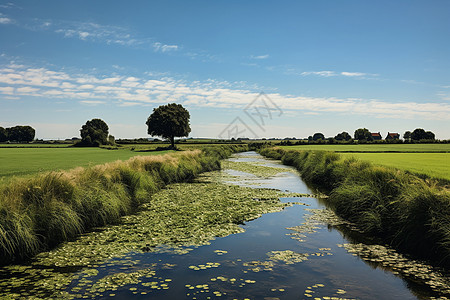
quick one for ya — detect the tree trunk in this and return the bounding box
[170,136,175,149]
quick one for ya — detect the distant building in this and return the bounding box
[371,132,382,140]
[386,132,400,140]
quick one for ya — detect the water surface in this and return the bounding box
[1,151,448,299]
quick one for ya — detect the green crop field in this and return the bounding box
[341,153,450,181]
[280,144,450,153]
[0,147,172,181]
[280,144,450,180]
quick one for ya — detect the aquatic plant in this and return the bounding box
[259,147,450,268]
[0,167,292,299]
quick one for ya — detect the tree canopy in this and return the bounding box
[146,103,191,148]
[335,131,351,141]
[411,128,435,141]
[77,118,109,147]
[0,126,35,142]
[354,128,372,141]
[312,132,325,141]
[0,127,6,142]
[403,131,412,140]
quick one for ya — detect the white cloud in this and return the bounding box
[16,86,39,93]
[0,3,21,9]
[79,84,95,89]
[341,72,366,77]
[0,86,14,94]
[1,62,449,121]
[79,100,105,105]
[250,54,269,60]
[153,42,179,52]
[301,71,336,77]
[78,31,90,40]
[438,92,450,101]
[301,70,378,79]
[0,17,12,24]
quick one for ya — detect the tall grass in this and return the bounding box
[0,145,248,265]
[259,147,450,267]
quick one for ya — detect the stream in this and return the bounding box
[0,151,449,299]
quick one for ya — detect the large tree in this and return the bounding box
[354,128,372,141]
[79,118,109,146]
[411,128,435,141]
[4,126,35,142]
[146,103,191,148]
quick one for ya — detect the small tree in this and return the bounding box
[335,131,351,141]
[78,118,109,146]
[403,131,411,141]
[354,128,372,141]
[146,103,191,149]
[312,132,325,141]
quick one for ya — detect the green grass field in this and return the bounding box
[280,144,450,152]
[341,153,450,181]
[280,144,450,181]
[0,147,172,180]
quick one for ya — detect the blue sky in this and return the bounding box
[0,0,449,139]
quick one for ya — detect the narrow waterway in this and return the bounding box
[0,151,448,299]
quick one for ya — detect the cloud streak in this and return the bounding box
[0,63,449,121]
[250,54,269,60]
[0,16,181,54]
[300,70,377,78]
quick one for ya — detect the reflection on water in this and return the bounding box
[0,151,448,299]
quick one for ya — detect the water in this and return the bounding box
[0,151,447,299]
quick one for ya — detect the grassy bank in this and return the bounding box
[0,144,248,265]
[259,147,450,267]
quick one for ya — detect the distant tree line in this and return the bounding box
[281,128,439,146]
[0,125,35,142]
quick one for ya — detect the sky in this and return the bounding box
[0,0,449,140]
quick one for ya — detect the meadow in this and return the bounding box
[341,153,450,181]
[281,144,450,181]
[0,147,172,180]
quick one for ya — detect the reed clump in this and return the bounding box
[259,147,450,267]
[0,145,248,265]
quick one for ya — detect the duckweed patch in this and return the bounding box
[221,160,292,178]
[286,208,353,243]
[338,243,450,296]
[242,260,275,273]
[267,250,309,264]
[188,262,221,271]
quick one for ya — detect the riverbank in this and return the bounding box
[4,151,446,299]
[0,144,248,265]
[259,147,450,268]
